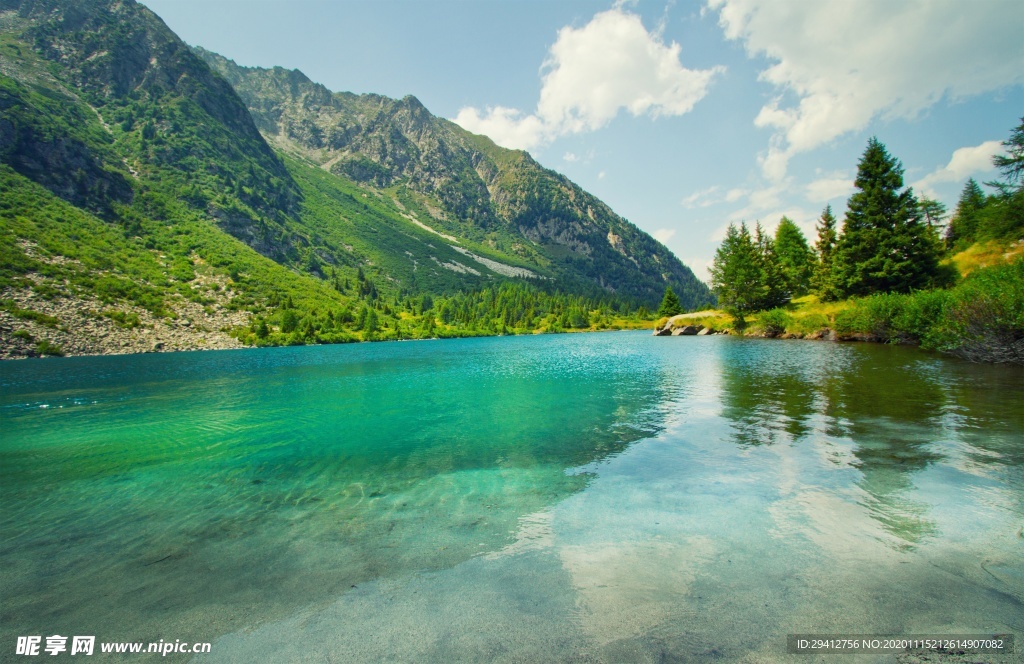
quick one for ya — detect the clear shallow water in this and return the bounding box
[1,332,1021,662]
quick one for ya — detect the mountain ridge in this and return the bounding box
[1,0,712,358]
[196,47,711,305]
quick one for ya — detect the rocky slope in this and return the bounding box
[198,49,712,307]
[1,0,712,360]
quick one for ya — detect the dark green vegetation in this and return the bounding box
[710,125,1024,364]
[709,221,791,317]
[0,0,711,357]
[656,287,683,318]
[832,261,1024,363]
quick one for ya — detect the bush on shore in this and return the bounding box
[805,260,1022,363]
[739,259,1023,364]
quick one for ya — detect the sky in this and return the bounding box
[141,0,1024,281]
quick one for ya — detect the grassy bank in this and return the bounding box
[665,251,1023,365]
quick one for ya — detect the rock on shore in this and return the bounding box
[653,313,724,337]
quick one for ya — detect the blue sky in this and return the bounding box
[142,0,1024,280]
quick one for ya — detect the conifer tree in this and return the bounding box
[833,137,942,296]
[364,308,379,334]
[754,222,790,309]
[944,178,987,248]
[975,119,1024,241]
[990,116,1024,191]
[657,286,683,317]
[710,222,763,314]
[919,197,948,229]
[812,205,841,301]
[774,216,814,297]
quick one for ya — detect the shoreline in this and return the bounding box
[0,318,651,361]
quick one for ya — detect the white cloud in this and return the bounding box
[653,228,676,245]
[805,176,854,204]
[681,185,751,208]
[598,171,607,180]
[453,106,545,152]
[728,182,786,221]
[724,188,747,203]
[563,152,579,162]
[912,140,1002,197]
[707,0,1024,179]
[682,185,721,208]
[454,9,724,150]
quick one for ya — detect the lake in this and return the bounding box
[1,332,1021,662]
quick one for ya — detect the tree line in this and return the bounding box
[707,119,1023,320]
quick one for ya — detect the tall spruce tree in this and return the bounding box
[812,205,841,300]
[919,197,948,229]
[754,222,790,309]
[990,116,1024,191]
[833,137,942,296]
[976,118,1024,241]
[710,221,789,314]
[774,216,814,297]
[657,286,683,317]
[944,178,987,248]
[710,222,762,315]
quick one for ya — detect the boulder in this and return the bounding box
[697,327,714,335]
[807,328,836,341]
[671,325,700,336]
[653,326,672,336]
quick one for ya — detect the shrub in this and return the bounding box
[833,293,916,342]
[789,312,830,336]
[103,309,142,329]
[757,308,790,337]
[893,289,949,342]
[925,260,1024,364]
[35,339,64,356]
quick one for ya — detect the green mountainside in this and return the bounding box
[197,48,709,305]
[0,0,711,358]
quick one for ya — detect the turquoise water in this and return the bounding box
[1,332,1021,662]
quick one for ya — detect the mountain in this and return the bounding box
[0,0,712,358]
[196,47,710,305]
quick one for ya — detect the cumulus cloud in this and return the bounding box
[453,106,545,152]
[454,9,724,150]
[805,176,854,204]
[912,140,1002,197]
[707,0,1024,180]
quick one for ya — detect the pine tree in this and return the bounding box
[364,308,379,334]
[774,216,814,297]
[976,119,1024,241]
[919,197,948,229]
[812,205,841,301]
[657,286,683,317]
[833,137,942,296]
[710,222,763,315]
[754,222,790,309]
[990,116,1024,192]
[944,178,987,248]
